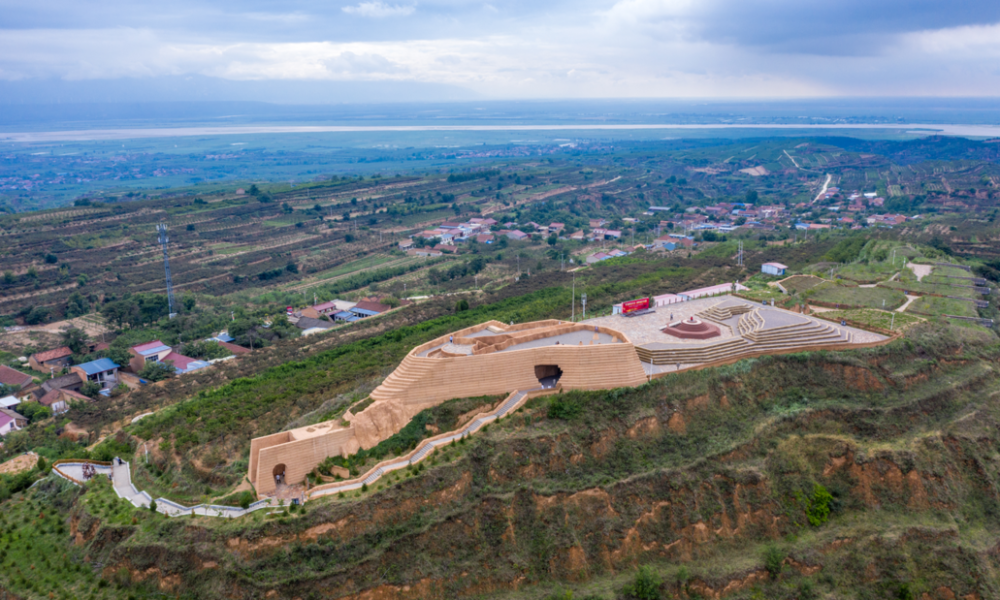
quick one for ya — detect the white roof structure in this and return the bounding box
[0,395,20,409]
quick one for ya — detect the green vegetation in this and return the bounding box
[806,281,906,309]
[820,308,923,331]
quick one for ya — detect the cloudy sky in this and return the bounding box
[3,0,1000,100]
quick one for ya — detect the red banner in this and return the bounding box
[622,298,650,314]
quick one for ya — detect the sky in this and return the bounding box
[3,0,1000,101]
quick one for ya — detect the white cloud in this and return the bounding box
[341,2,416,18]
[3,5,1000,98]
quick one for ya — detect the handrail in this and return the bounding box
[308,386,559,499]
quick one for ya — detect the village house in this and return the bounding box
[350,300,391,319]
[761,262,788,276]
[128,340,173,373]
[653,235,695,251]
[38,388,88,414]
[295,317,335,334]
[0,408,27,436]
[0,365,33,392]
[34,372,84,401]
[71,358,120,388]
[28,347,73,373]
[312,299,356,316]
[407,247,443,257]
[591,228,622,240]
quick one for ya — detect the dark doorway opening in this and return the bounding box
[535,365,563,388]
[273,463,286,486]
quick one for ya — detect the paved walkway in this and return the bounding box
[50,389,538,515]
[310,390,531,498]
[53,460,277,518]
[897,294,919,312]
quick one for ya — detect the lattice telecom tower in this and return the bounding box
[157,224,177,318]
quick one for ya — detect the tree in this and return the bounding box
[186,224,195,231]
[19,402,52,423]
[44,253,58,264]
[286,261,299,274]
[455,299,469,313]
[0,384,20,397]
[102,346,132,368]
[149,499,157,513]
[184,340,231,360]
[24,306,51,325]
[248,184,260,196]
[61,327,90,355]
[139,360,175,382]
[182,295,196,311]
[745,190,759,204]
[2,271,13,284]
[65,292,90,319]
[76,273,89,287]
[81,380,102,399]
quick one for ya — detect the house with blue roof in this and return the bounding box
[70,358,120,388]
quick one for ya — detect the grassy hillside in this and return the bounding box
[3,322,1000,599]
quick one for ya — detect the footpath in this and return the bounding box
[50,387,543,517]
[53,461,275,518]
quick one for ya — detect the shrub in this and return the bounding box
[547,395,581,420]
[807,483,834,526]
[149,499,157,513]
[622,565,661,600]
[764,545,785,579]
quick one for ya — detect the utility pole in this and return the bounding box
[572,272,576,321]
[582,293,587,319]
[157,224,177,318]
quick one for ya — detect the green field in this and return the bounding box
[908,295,980,318]
[820,308,923,331]
[806,283,906,309]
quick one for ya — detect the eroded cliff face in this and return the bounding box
[90,348,1000,599]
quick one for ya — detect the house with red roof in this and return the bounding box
[38,388,88,414]
[28,346,73,373]
[0,365,32,391]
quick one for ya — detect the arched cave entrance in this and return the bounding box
[272,463,286,485]
[535,365,563,389]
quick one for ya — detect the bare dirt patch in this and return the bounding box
[0,452,38,475]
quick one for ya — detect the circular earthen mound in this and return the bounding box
[661,318,721,340]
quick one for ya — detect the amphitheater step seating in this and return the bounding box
[697,302,755,325]
[637,312,853,365]
[636,338,753,364]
